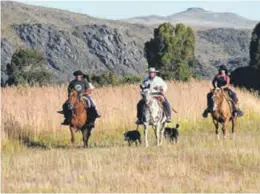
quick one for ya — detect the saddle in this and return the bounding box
[153,95,165,104]
[152,94,168,116]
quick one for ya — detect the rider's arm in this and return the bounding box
[221,76,230,89]
[212,76,218,88]
[155,77,167,93]
[67,81,73,95]
[161,79,167,93]
[84,81,90,91]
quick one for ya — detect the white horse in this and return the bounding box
[139,85,167,147]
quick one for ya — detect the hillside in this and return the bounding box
[122,8,258,29]
[0,1,253,84]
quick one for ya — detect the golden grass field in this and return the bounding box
[2,80,260,192]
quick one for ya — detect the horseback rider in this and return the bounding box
[59,70,100,125]
[202,64,243,118]
[136,67,172,124]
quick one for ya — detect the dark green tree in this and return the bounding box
[250,22,260,69]
[145,23,196,81]
[7,48,52,86]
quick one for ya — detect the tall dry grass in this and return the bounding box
[2,81,260,192]
[2,80,260,146]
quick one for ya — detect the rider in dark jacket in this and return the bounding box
[59,70,100,125]
[202,65,243,118]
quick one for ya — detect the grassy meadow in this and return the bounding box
[2,80,260,192]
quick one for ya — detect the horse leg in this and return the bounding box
[70,125,76,144]
[153,126,157,141]
[144,125,149,147]
[81,130,87,148]
[213,120,220,141]
[222,120,228,140]
[156,124,161,146]
[159,123,166,146]
[138,137,142,145]
[85,128,92,148]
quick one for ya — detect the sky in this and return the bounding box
[15,1,260,20]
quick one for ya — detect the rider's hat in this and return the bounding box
[148,67,159,73]
[218,64,228,74]
[73,70,84,76]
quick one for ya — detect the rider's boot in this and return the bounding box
[202,107,211,118]
[96,109,101,118]
[135,119,143,125]
[233,105,243,117]
[166,117,172,123]
[93,107,101,118]
[163,99,172,123]
[61,111,71,125]
[61,118,70,125]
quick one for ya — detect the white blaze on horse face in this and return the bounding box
[213,103,218,111]
[142,89,151,105]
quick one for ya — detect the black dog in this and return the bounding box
[123,130,141,146]
[164,124,179,144]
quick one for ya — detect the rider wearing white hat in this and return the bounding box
[136,67,172,124]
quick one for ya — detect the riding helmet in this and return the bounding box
[73,70,84,76]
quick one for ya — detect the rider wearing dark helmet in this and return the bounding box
[59,70,100,125]
[202,64,243,118]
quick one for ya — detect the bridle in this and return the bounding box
[68,91,86,113]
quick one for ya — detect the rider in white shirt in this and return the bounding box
[136,67,172,124]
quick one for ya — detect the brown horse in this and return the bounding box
[68,89,92,147]
[211,87,237,140]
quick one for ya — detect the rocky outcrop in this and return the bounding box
[8,23,147,82]
[1,38,13,86]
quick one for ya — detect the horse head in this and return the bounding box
[212,87,225,111]
[140,84,153,105]
[68,89,82,110]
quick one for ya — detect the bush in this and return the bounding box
[85,72,142,87]
[250,22,260,70]
[145,23,197,81]
[7,48,52,86]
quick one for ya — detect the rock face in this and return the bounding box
[8,23,146,81]
[1,39,13,86]
[195,28,251,78]
[198,28,251,56]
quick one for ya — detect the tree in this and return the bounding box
[7,48,52,86]
[145,23,196,81]
[250,22,260,69]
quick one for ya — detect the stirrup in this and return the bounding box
[135,119,143,125]
[166,118,172,123]
[61,121,70,125]
[234,109,243,117]
[202,109,209,118]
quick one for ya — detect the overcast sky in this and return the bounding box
[16,1,260,20]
